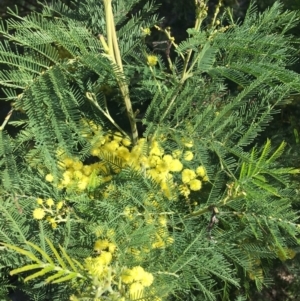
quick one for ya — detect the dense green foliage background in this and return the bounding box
[1,0,300,301]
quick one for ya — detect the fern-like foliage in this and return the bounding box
[0,0,300,301]
[1,238,85,283]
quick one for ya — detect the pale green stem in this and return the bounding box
[0,108,13,131]
[185,192,246,219]
[102,0,138,144]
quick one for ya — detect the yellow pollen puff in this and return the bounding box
[129,282,144,299]
[51,222,57,229]
[156,160,169,173]
[63,157,74,167]
[103,140,119,152]
[97,251,112,265]
[142,27,151,35]
[82,165,92,176]
[147,55,158,66]
[158,216,167,226]
[163,154,173,164]
[73,170,83,180]
[72,161,83,171]
[33,208,46,220]
[121,269,134,284]
[91,148,100,156]
[169,159,183,172]
[77,176,89,190]
[56,201,63,210]
[202,175,209,182]
[130,266,144,280]
[113,132,123,142]
[148,155,161,167]
[94,239,109,252]
[116,146,130,161]
[172,149,182,158]
[46,198,54,207]
[183,139,193,148]
[108,242,116,253]
[150,146,163,156]
[45,173,54,182]
[181,169,196,183]
[36,198,43,205]
[196,166,206,177]
[189,179,202,191]
[122,137,131,146]
[183,151,194,161]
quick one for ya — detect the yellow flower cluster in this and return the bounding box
[121,266,154,299]
[85,239,117,280]
[32,198,66,229]
[48,121,209,201]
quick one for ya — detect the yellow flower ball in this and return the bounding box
[147,55,158,67]
[183,139,193,148]
[113,132,123,142]
[131,266,145,281]
[140,271,154,287]
[63,157,74,167]
[108,242,117,253]
[142,27,151,35]
[97,251,112,265]
[163,154,173,164]
[189,179,202,191]
[63,170,73,179]
[36,198,43,205]
[121,269,134,284]
[45,173,54,182]
[196,166,206,177]
[56,201,63,210]
[122,137,132,146]
[33,208,46,220]
[73,170,83,180]
[169,159,183,172]
[77,176,89,191]
[51,222,57,229]
[73,161,83,171]
[94,239,109,252]
[148,155,161,168]
[181,169,196,183]
[103,140,119,152]
[116,146,130,161]
[172,149,182,158]
[82,165,92,176]
[158,216,167,226]
[150,146,163,156]
[129,282,144,299]
[46,198,54,207]
[202,175,209,182]
[156,160,169,173]
[183,151,194,161]
[91,148,100,156]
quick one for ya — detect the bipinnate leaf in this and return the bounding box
[1,239,85,283]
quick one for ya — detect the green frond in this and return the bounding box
[2,238,85,284]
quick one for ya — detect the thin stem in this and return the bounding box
[102,0,138,144]
[0,108,13,131]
